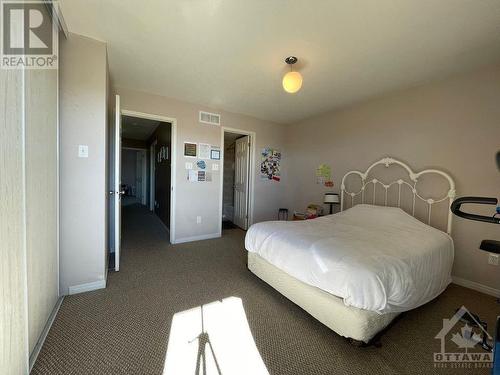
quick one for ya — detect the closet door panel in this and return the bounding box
[0,70,29,375]
[25,68,59,353]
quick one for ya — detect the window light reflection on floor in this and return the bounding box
[163,297,269,375]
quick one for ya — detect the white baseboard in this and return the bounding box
[68,279,106,295]
[29,296,64,372]
[173,232,220,244]
[452,276,500,298]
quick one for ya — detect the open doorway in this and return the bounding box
[221,130,254,231]
[108,108,175,271]
[121,114,172,227]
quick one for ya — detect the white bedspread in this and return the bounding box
[245,204,454,313]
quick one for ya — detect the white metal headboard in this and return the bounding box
[340,157,456,234]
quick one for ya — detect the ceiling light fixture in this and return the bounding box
[282,56,302,94]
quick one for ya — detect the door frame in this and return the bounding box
[121,109,177,243]
[122,147,147,205]
[219,127,256,236]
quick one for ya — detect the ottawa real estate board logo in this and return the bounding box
[434,306,493,369]
[1,0,58,69]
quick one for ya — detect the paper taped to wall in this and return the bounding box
[198,143,211,159]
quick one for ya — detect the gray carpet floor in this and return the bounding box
[32,204,498,374]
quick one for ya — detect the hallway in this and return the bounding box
[121,203,171,255]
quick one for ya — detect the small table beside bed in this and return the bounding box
[245,157,456,344]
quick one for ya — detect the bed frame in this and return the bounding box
[248,157,456,344]
[341,157,456,234]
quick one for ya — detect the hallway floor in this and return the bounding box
[32,205,497,374]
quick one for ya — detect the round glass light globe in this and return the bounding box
[282,71,303,93]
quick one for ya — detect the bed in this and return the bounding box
[245,157,456,343]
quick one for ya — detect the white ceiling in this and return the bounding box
[122,116,160,141]
[60,0,500,124]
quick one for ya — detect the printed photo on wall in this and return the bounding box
[260,147,281,182]
[184,142,197,157]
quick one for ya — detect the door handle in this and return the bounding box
[110,190,125,195]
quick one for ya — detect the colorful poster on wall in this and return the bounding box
[316,164,332,186]
[261,148,281,182]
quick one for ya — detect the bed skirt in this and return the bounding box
[247,252,399,343]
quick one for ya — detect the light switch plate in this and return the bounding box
[185,162,193,170]
[212,163,219,171]
[78,145,89,158]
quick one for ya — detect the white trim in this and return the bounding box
[219,127,256,235]
[29,296,64,371]
[68,280,106,295]
[174,232,220,244]
[50,1,69,38]
[114,95,121,272]
[120,109,177,243]
[452,276,500,298]
[56,24,61,298]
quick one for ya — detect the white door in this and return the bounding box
[112,95,122,271]
[233,136,250,229]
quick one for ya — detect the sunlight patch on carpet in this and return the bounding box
[163,297,269,375]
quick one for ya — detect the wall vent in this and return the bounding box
[199,111,221,126]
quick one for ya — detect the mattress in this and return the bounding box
[245,204,454,313]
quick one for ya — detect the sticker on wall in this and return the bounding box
[210,148,221,160]
[198,143,211,159]
[196,160,206,169]
[260,147,281,182]
[184,142,197,157]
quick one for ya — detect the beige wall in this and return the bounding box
[60,33,108,294]
[286,64,500,292]
[116,87,288,242]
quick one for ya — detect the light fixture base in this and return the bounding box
[285,56,298,65]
